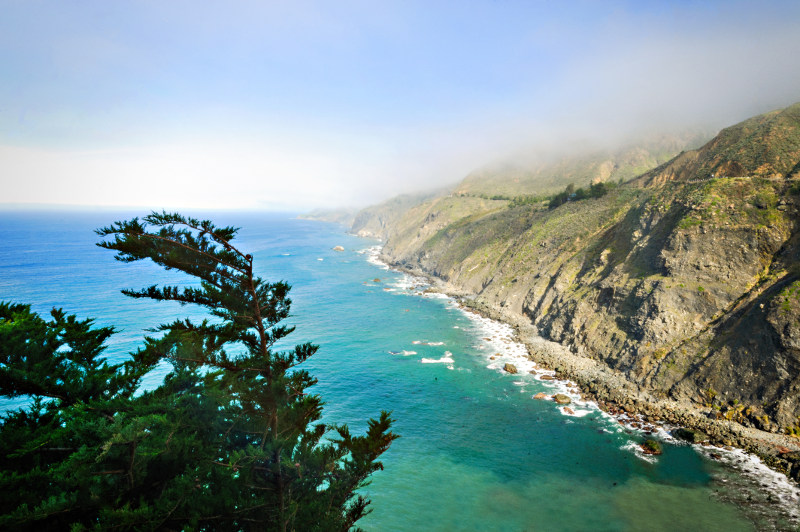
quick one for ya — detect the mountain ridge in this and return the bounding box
[349,103,800,479]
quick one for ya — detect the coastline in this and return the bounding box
[372,250,800,481]
[354,239,800,526]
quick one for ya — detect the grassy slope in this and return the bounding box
[638,103,800,185]
[376,103,800,433]
[454,132,709,198]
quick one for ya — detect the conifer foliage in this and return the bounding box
[0,212,397,531]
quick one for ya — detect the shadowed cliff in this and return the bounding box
[354,103,800,436]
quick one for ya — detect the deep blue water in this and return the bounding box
[1,210,796,531]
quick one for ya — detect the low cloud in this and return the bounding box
[2,1,800,210]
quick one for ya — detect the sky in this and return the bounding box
[2,1,800,211]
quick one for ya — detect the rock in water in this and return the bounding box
[641,439,663,455]
[504,363,518,374]
[673,427,708,443]
[553,394,571,405]
[533,392,547,400]
[332,245,345,251]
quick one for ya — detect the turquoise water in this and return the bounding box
[1,210,797,531]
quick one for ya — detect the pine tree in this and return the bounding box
[0,212,397,530]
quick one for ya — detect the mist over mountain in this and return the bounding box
[349,103,800,480]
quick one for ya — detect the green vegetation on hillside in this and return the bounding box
[675,177,789,230]
[455,180,614,210]
[418,185,643,285]
[638,103,800,186]
[697,103,800,180]
[454,133,708,199]
[357,102,800,436]
[548,181,612,209]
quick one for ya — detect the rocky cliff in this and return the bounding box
[357,103,800,437]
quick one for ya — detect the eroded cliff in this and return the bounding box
[359,103,800,436]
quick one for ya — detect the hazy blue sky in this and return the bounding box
[2,1,800,210]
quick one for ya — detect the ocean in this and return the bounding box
[1,210,798,531]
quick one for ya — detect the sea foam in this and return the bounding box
[363,241,800,526]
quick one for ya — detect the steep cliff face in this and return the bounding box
[361,104,800,434]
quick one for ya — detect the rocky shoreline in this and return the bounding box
[385,258,800,485]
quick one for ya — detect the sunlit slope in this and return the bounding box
[357,133,704,248]
[350,190,444,241]
[638,102,800,186]
[365,103,800,436]
[454,132,708,198]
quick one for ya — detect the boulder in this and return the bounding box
[553,394,571,405]
[641,439,663,455]
[504,363,518,374]
[533,392,547,400]
[563,406,575,415]
[673,427,708,443]
[332,245,345,251]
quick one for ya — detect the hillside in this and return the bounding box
[353,103,800,476]
[298,207,358,226]
[454,131,709,199]
[350,190,444,240]
[637,104,800,186]
[354,132,708,242]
